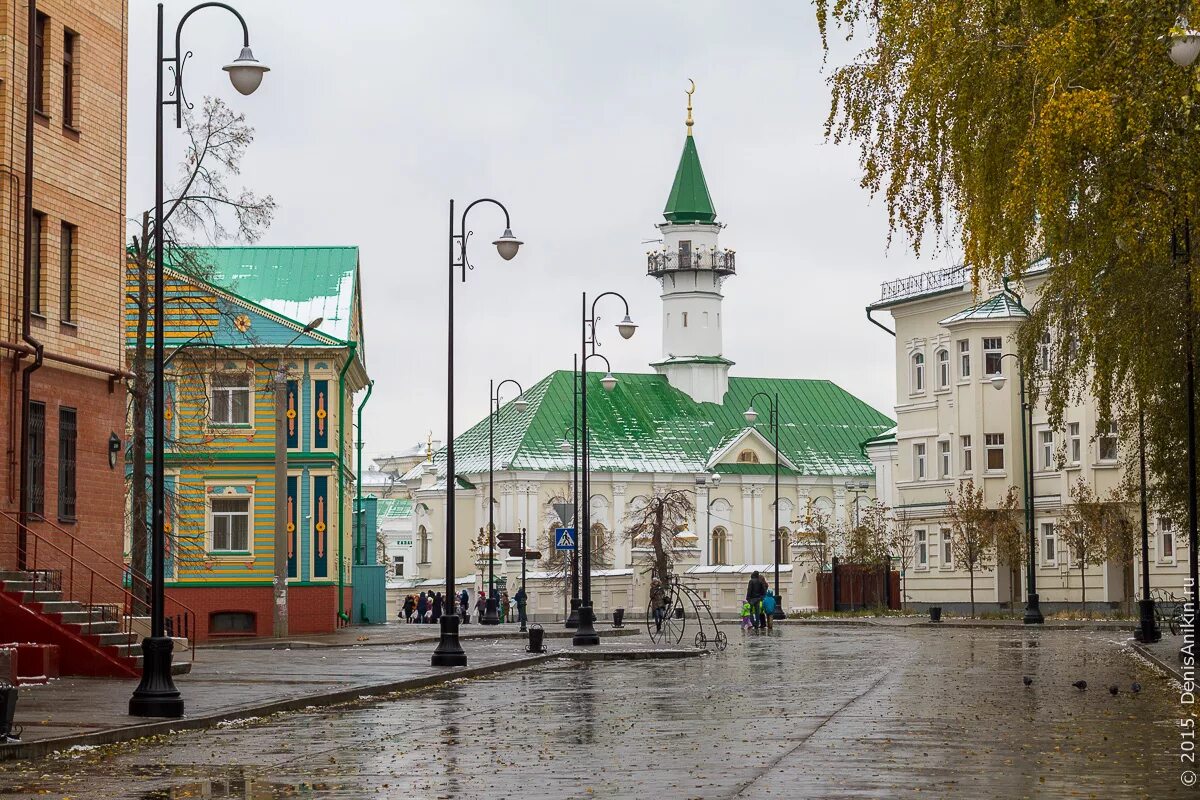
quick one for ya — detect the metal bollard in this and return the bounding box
[526,623,546,653]
[929,606,942,623]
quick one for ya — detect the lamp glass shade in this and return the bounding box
[600,373,618,392]
[223,47,270,95]
[493,229,523,261]
[512,397,530,413]
[990,375,1007,391]
[710,472,721,488]
[744,406,758,424]
[560,439,572,453]
[617,315,637,340]
[1171,33,1200,67]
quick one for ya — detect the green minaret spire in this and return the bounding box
[663,80,716,224]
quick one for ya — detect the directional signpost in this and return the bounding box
[555,527,577,551]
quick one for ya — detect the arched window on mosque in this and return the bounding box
[710,526,729,565]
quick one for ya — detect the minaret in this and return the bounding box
[647,80,735,404]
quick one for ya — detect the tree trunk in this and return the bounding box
[1080,562,1087,614]
[969,567,976,619]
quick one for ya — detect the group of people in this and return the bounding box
[742,569,777,631]
[401,586,528,625]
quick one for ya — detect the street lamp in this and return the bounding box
[1136,408,1162,643]
[132,1,270,720]
[990,351,1044,624]
[576,291,636,646]
[434,197,522,668]
[483,379,526,625]
[744,392,785,620]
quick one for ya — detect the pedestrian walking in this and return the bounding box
[650,579,668,633]
[459,588,470,622]
[515,585,528,626]
[475,590,487,623]
[500,590,510,623]
[402,594,415,623]
[416,592,428,624]
[745,570,766,630]
[740,601,753,630]
[432,592,444,623]
[763,588,777,631]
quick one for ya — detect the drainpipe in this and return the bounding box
[355,380,374,565]
[866,306,895,337]
[17,0,43,564]
[336,341,358,622]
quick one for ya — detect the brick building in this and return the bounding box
[0,1,129,582]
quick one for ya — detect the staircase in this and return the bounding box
[0,570,191,678]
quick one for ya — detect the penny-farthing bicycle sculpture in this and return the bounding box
[646,572,727,651]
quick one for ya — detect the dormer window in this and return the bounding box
[737,449,760,464]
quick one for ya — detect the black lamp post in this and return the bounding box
[990,353,1044,624]
[483,379,527,625]
[433,199,523,668]
[1137,407,1161,643]
[744,392,785,620]
[559,356,581,629]
[576,291,637,647]
[131,1,270,720]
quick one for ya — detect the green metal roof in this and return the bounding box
[182,247,361,344]
[377,498,413,519]
[939,292,1029,325]
[663,135,716,224]
[432,371,892,479]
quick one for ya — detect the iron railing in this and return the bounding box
[878,264,968,304]
[647,249,736,276]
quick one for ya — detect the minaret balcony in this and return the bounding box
[647,249,736,277]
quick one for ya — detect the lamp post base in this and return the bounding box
[572,604,600,646]
[1136,598,1162,643]
[1023,593,1044,625]
[431,614,467,667]
[128,636,184,718]
[481,598,500,626]
[771,608,786,620]
[565,597,580,629]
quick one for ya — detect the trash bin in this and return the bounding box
[526,624,546,653]
[612,608,625,628]
[0,684,18,743]
[929,606,942,623]
[674,606,685,619]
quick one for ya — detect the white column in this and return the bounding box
[834,487,848,529]
[697,483,710,566]
[741,486,754,565]
[753,488,765,563]
[612,483,627,569]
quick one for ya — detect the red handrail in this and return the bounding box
[0,511,197,658]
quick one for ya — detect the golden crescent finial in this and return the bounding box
[686,79,695,136]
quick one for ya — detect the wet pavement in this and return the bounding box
[0,626,1191,799]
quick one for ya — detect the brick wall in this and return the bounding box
[168,585,352,643]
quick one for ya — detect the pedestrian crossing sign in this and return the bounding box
[554,528,576,551]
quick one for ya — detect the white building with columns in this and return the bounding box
[399,94,892,618]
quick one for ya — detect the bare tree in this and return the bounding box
[126,97,276,601]
[945,480,997,619]
[887,520,915,610]
[853,500,896,609]
[1100,488,1138,615]
[791,499,847,573]
[623,489,696,583]
[989,487,1025,609]
[1058,477,1108,612]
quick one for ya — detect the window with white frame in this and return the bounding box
[1098,421,1118,462]
[1038,331,1052,372]
[393,555,405,577]
[211,372,252,425]
[914,442,927,479]
[911,352,925,393]
[985,433,1005,471]
[1070,522,1085,564]
[958,339,971,378]
[1039,429,1054,471]
[936,349,950,389]
[939,440,951,477]
[1159,518,1175,562]
[1068,422,1081,465]
[915,529,928,567]
[960,435,973,472]
[1041,522,1057,565]
[983,337,1003,376]
[418,525,430,563]
[210,497,250,552]
[940,527,953,567]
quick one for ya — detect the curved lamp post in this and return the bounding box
[575,291,635,646]
[132,1,270,720]
[483,379,527,625]
[1167,28,1200,672]
[433,199,522,668]
[989,352,1044,624]
[744,392,785,619]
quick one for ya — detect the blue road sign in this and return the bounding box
[554,527,576,551]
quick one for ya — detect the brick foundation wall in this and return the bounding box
[169,584,353,643]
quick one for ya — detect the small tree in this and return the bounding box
[791,499,847,573]
[1100,488,1138,615]
[945,480,997,618]
[990,487,1025,608]
[887,521,915,610]
[623,489,696,584]
[852,500,895,609]
[1058,477,1108,612]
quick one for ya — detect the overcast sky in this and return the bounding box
[127,1,955,461]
